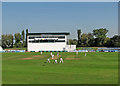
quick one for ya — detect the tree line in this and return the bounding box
[68,28,120,47]
[1,28,120,48]
[1,29,28,48]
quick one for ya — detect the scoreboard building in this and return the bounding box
[27,32,76,52]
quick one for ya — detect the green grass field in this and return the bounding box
[2,52,118,84]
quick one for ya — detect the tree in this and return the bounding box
[14,33,21,43]
[93,28,108,46]
[77,29,81,46]
[14,33,22,47]
[93,28,108,38]
[87,33,95,47]
[15,41,23,48]
[22,30,25,43]
[77,33,95,47]
[9,34,14,48]
[80,33,88,47]
[2,34,13,48]
[110,35,120,47]
[25,29,28,47]
[2,35,7,48]
[68,39,77,45]
[104,37,110,47]
[22,30,25,47]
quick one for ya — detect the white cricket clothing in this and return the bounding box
[47,58,50,61]
[41,52,42,54]
[85,53,87,56]
[50,52,52,56]
[52,55,54,59]
[55,60,57,63]
[60,58,63,63]
[47,58,50,63]
[60,58,63,61]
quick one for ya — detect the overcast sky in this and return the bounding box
[2,2,118,39]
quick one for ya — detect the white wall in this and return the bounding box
[0,46,2,51]
[28,42,66,51]
[66,45,76,51]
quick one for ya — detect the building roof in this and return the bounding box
[28,32,70,35]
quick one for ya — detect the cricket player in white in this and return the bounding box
[52,55,54,59]
[41,51,42,55]
[57,52,59,57]
[85,53,87,56]
[47,58,50,63]
[50,52,52,56]
[60,57,63,63]
[55,59,57,63]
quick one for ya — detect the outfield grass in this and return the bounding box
[2,52,118,84]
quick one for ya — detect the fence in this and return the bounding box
[0,50,25,53]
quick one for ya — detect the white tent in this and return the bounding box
[0,46,3,51]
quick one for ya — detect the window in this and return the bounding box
[55,40,65,42]
[32,41,36,43]
[29,41,32,43]
[29,37,35,39]
[48,40,54,42]
[29,40,65,43]
[35,40,39,43]
[29,40,36,43]
[29,35,65,39]
[40,40,54,43]
[58,36,65,39]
